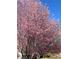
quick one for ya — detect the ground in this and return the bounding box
[40,53,61,59]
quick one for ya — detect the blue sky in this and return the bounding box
[40,0,61,23]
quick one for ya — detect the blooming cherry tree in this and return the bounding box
[17,0,60,59]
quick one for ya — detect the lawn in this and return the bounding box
[40,53,61,59]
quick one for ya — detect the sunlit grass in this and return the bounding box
[40,53,61,59]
